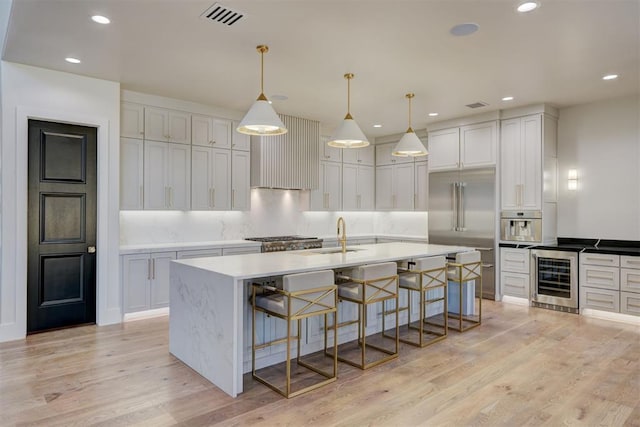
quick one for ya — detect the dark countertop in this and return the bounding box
[499,238,640,257]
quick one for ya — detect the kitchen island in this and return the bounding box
[169,242,473,397]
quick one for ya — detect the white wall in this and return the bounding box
[0,62,121,342]
[120,188,427,244]
[557,94,640,240]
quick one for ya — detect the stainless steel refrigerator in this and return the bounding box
[428,168,496,299]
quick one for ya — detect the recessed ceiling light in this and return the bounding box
[65,57,81,64]
[517,1,539,13]
[450,23,479,37]
[373,124,382,128]
[91,15,110,24]
[602,74,618,80]
[502,96,514,101]
[428,112,439,117]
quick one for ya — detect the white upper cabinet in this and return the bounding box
[414,161,429,211]
[319,135,342,163]
[120,138,144,210]
[310,161,343,211]
[427,128,460,171]
[375,162,415,211]
[375,142,414,166]
[143,141,191,210]
[192,114,232,149]
[231,150,251,210]
[121,102,145,139]
[500,114,542,210]
[428,122,497,172]
[342,164,374,211]
[460,121,497,169]
[144,106,191,144]
[191,147,231,210]
[343,144,375,165]
[232,123,251,151]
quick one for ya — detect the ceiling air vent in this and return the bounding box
[200,3,244,26]
[465,101,489,109]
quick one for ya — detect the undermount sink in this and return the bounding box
[307,247,363,255]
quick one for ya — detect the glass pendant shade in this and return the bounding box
[328,73,369,148]
[237,45,287,136]
[393,93,428,157]
[237,96,287,135]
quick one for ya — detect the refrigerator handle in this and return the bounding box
[452,182,458,231]
[459,182,465,231]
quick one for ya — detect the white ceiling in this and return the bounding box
[3,0,639,138]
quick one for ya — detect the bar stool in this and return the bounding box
[252,270,338,398]
[447,250,482,332]
[397,256,448,347]
[330,262,399,370]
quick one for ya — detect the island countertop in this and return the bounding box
[172,242,474,280]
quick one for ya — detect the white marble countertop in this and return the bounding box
[120,234,427,254]
[119,239,262,255]
[173,242,471,280]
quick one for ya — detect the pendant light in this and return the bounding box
[392,93,428,157]
[237,45,287,136]
[327,73,369,148]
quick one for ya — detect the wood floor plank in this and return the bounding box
[1,301,638,426]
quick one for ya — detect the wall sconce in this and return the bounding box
[567,169,578,191]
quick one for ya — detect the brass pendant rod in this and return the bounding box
[256,45,269,96]
[344,73,355,117]
[406,93,415,131]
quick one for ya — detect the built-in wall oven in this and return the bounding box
[530,249,579,313]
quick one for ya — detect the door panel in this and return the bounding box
[28,120,97,333]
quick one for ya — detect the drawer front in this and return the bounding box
[580,286,619,313]
[620,292,640,316]
[177,249,223,259]
[621,268,640,293]
[620,256,640,269]
[579,253,620,267]
[579,265,620,290]
[500,248,530,274]
[222,247,260,255]
[500,271,529,298]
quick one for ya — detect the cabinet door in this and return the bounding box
[521,115,542,209]
[150,252,176,309]
[427,128,459,171]
[232,124,251,151]
[375,143,394,166]
[375,165,394,210]
[342,147,359,164]
[500,248,530,273]
[320,135,342,162]
[460,121,496,169]
[120,138,144,210]
[394,163,415,210]
[358,145,375,166]
[121,102,145,139]
[144,107,169,142]
[580,286,619,313]
[191,114,213,147]
[324,161,342,210]
[342,163,359,211]
[500,271,529,298]
[579,264,619,291]
[500,118,521,210]
[232,150,250,210]
[191,146,214,210]
[212,119,232,149]
[414,161,429,211]
[168,110,191,145]
[144,140,168,209]
[358,165,375,210]
[620,292,640,316]
[122,254,151,313]
[212,148,231,210]
[621,268,640,293]
[167,143,191,210]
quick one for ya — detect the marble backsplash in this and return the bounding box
[120,188,428,245]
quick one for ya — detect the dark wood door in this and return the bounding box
[28,120,97,333]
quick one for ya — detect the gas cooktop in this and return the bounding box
[244,236,323,252]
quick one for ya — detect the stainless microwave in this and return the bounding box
[500,211,542,242]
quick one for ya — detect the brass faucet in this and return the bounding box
[337,216,347,253]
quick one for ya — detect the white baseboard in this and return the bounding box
[581,308,640,326]
[123,307,170,322]
[501,295,530,306]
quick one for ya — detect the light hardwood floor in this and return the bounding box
[1,301,639,426]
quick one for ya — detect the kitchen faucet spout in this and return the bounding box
[337,217,347,253]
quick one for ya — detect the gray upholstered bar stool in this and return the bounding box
[330,262,399,370]
[252,270,338,398]
[397,255,448,347]
[447,250,482,332]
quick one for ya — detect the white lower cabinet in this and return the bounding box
[177,249,223,259]
[579,253,620,314]
[500,248,530,298]
[122,251,176,313]
[580,286,620,313]
[621,292,640,315]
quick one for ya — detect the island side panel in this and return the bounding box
[169,262,240,397]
